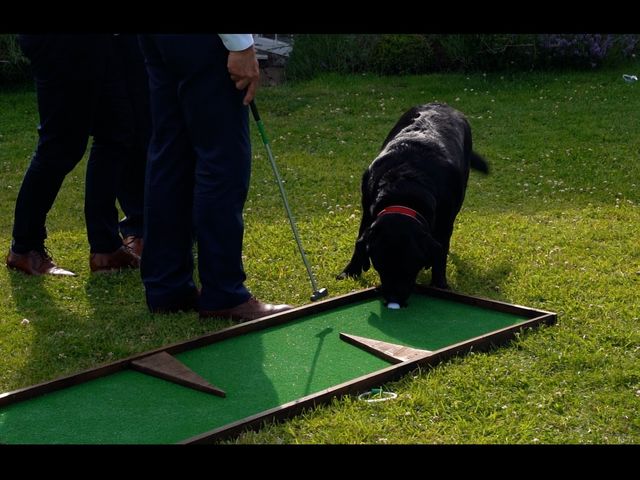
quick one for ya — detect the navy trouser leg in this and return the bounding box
[139,35,198,309]
[140,34,251,311]
[115,34,149,239]
[86,39,134,253]
[187,59,252,310]
[12,35,95,253]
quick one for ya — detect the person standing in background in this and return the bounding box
[6,34,141,276]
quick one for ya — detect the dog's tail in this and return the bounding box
[470,151,489,174]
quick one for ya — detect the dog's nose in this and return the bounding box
[383,295,407,308]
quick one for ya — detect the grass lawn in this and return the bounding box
[0,66,639,444]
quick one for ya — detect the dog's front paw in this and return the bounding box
[338,248,370,280]
[337,269,359,280]
[337,262,365,280]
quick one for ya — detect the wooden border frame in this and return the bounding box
[0,286,556,443]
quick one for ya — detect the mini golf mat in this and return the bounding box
[0,286,556,444]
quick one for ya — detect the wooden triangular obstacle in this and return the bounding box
[340,333,433,364]
[131,352,225,397]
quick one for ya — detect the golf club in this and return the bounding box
[249,100,328,302]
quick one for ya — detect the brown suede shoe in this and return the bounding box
[122,235,143,257]
[199,297,293,322]
[6,248,76,276]
[90,246,141,273]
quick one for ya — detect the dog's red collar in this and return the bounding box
[377,205,427,226]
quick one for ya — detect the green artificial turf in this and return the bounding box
[0,294,526,444]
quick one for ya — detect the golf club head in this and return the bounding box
[310,288,328,302]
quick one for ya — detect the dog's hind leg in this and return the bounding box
[429,225,453,289]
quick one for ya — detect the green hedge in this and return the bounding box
[0,35,30,84]
[285,34,640,81]
[370,34,434,75]
[4,34,637,85]
[284,34,379,79]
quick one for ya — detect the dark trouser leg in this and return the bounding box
[85,37,135,253]
[11,35,95,253]
[185,54,252,310]
[115,34,150,239]
[85,140,129,253]
[116,145,146,239]
[139,35,198,310]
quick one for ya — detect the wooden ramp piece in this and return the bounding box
[340,333,433,364]
[131,352,226,398]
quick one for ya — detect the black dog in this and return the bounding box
[337,103,488,307]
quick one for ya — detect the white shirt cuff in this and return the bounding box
[218,34,254,51]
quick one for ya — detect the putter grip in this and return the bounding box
[249,100,260,122]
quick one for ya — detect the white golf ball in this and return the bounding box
[387,302,401,310]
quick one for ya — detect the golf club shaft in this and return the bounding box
[249,100,321,293]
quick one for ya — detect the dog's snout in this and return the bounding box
[379,278,412,307]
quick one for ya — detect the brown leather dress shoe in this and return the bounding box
[90,246,141,273]
[122,235,143,257]
[199,297,293,322]
[6,248,76,276]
